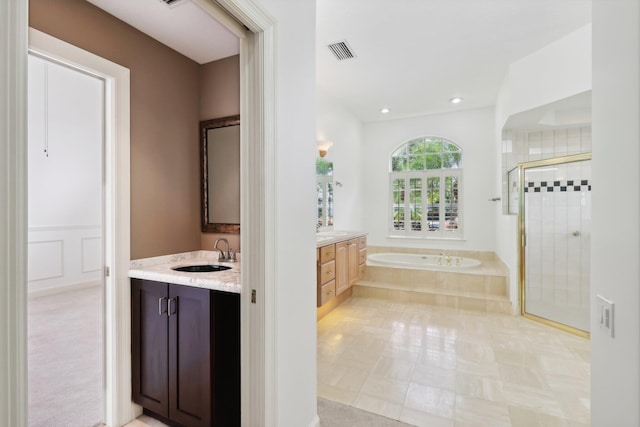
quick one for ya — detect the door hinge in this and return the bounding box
[251,289,256,304]
[105,266,110,277]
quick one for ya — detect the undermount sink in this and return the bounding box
[172,264,231,273]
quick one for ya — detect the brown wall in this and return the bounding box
[30,0,202,259]
[199,56,241,252]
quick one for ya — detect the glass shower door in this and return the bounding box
[521,155,591,335]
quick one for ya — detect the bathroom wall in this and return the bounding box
[495,25,592,130]
[199,55,241,253]
[255,0,319,425]
[30,0,202,260]
[362,106,496,252]
[591,1,640,424]
[316,91,365,231]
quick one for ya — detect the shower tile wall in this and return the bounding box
[502,126,592,214]
[524,161,591,332]
[502,126,591,332]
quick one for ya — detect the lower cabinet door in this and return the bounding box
[132,279,239,427]
[131,279,169,417]
[168,284,213,427]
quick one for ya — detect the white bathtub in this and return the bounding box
[367,252,481,271]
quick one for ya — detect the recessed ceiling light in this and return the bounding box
[450,97,463,104]
[380,107,390,114]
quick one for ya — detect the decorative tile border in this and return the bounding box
[524,180,591,193]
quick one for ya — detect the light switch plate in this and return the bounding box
[596,295,614,337]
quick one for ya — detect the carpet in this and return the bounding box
[317,397,414,427]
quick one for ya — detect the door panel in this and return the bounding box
[132,279,169,416]
[168,285,212,427]
[522,157,591,334]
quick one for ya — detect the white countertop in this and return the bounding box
[316,230,367,247]
[129,250,240,294]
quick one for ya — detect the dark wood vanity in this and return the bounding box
[131,278,240,427]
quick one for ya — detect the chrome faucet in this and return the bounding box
[213,238,236,262]
[439,251,452,265]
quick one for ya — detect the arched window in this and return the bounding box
[390,137,462,238]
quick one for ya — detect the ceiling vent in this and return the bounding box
[159,0,188,8]
[328,41,356,61]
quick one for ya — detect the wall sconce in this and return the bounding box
[317,140,334,157]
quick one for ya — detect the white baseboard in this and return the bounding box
[308,414,320,427]
[28,280,102,299]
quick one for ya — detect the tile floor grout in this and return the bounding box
[317,296,590,427]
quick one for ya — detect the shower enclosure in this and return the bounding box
[519,153,591,336]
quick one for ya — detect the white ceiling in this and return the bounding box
[317,0,592,122]
[87,0,591,123]
[86,0,239,64]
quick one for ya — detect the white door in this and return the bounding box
[27,54,105,427]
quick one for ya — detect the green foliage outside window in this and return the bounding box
[316,157,333,176]
[391,138,461,172]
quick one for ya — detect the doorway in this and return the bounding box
[27,53,106,426]
[519,153,592,337]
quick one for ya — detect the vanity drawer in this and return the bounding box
[359,248,367,265]
[358,263,366,279]
[318,260,336,284]
[358,236,367,250]
[319,244,336,263]
[318,280,336,307]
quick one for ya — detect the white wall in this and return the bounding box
[591,1,639,425]
[496,25,592,130]
[316,91,365,231]
[27,55,103,294]
[494,25,592,308]
[362,107,496,252]
[257,0,318,426]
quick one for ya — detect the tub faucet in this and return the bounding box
[440,251,452,265]
[213,238,235,262]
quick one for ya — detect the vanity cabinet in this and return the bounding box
[317,234,367,308]
[335,241,349,296]
[317,244,336,307]
[358,236,367,278]
[131,278,240,427]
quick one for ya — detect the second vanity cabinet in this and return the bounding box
[317,234,367,308]
[131,278,240,427]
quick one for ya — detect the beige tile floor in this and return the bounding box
[318,296,590,427]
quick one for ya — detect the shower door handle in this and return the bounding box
[572,231,582,237]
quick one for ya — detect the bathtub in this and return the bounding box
[367,252,481,271]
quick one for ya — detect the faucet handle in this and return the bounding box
[230,249,237,262]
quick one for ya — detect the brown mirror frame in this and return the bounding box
[200,115,240,233]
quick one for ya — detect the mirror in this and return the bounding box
[200,115,240,233]
[316,157,334,230]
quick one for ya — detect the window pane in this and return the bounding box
[327,183,334,226]
[391,146,408,171]
[408,155,425,170]
[393,178,405,230]
[316,158,333,176]
[425,154,442,169]
[316,183,324,226]
[441,151,461,168]
[409,178,422,231]
[426,177,440,231]
[424,139,442,153]
[444,176,459,231]
[443,142,461,153]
